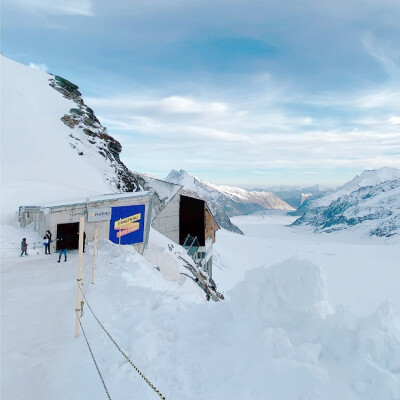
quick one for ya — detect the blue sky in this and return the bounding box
[2,0,400,187]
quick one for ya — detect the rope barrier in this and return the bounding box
[78,285,167,400]
[82,265,93,295]
[78,313,113,400]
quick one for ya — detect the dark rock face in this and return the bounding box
[50,76,82,103]
[61,115,80,128]
[49,75,145,193]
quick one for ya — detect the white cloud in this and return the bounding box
[388,116,400,125]
[159,96,228,114]
[88,95,229,116]
[10,0,93,16]
[87,71,400,184]
[29,62,48,72]
[362,34,400,80]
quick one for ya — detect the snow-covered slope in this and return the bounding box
[0,55,147,224]
[293,168,400,237]
[2,213,400,399]
[166,169,294,233]
[341,167,400,190]
[307,167,400,209]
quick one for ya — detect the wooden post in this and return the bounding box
[91,228,98,284]
[119,218,121,247]
[75,216,85,338]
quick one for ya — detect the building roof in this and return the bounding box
[20,191,152,210]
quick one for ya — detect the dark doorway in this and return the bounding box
[179,195,205,246]
[57,222,79,250]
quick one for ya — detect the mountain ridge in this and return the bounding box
[293,168,400,237]
[166,169,295,216]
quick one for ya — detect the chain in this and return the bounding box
[75,279,85,317]
[78,314,112,400]
[78,285,167,400]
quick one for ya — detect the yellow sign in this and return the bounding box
[116,222,140,238]
[114,213,141,230]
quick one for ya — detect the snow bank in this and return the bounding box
[230,257,332,328]
[211,258,400,399]
[2,223,400,399]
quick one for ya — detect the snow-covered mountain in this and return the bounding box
[340,167,400,191]
[0,56,183,225]
[0,55,148,223]
[166,169,294,224]
[256,184,330,208]
[293,168,400,237]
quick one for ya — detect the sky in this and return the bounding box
[2,0,400,187]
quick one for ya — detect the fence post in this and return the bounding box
[91,228,98,284]
[75,216,85,338]
[119,218,121,247]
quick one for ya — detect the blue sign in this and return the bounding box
[109,204,146,245]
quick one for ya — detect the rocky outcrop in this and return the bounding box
[49,75,145,192]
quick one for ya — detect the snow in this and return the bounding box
[0,55,115,225]
[166,169,295,210]
[219,212,400,316]
[295,177,400,237]
[142,176,181,204]
[23,191,152,209]
[2,56,400,400]
[340,167,400,190]
[310,167,400,208]
[2,214,400,399]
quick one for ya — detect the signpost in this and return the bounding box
[109,205,146,245]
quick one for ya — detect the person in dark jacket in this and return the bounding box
[44,230,52,255]
[20,238,28,256]
[57,237,67,262]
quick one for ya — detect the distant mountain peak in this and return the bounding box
[293,169,400,238]
[339,167,400,191]
[165,169,294,234]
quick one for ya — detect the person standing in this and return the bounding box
[20,238,28,256]
[44,230,52,255]
[57,237,67,262]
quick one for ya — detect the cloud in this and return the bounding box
[6,0,400,185]
[7,0,93,16]
[90,83,400,182]
[362,34,400,80]
[29,62,48,72]
[88,95,230,116]
[388,116,400,125]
